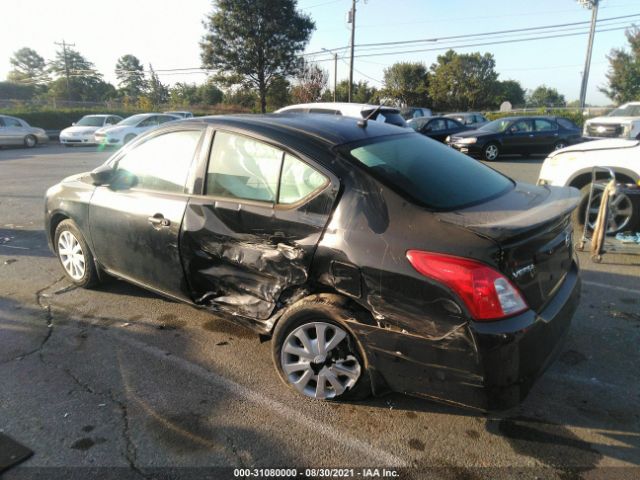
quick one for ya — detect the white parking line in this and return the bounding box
[111,330,408,468]
[583,280,640,295]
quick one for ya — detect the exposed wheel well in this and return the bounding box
[569,171,635,190]
[49,213,69,245]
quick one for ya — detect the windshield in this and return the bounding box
[478,118,512,133]
[345,133,513,210]
[76,116,105,127]
[118,114,148,126]
[608,104,640,117]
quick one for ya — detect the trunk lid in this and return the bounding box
[439,183,580,312]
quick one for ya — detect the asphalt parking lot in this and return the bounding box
[1,144,639,479]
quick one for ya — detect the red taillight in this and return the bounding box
[406,250,528,321]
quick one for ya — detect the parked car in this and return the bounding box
[400,106,433,120]
[276,102,407,127]
[164,110,194,118]
[583,102,640,140]
[447,116,582,161]
[60,115,123,146]
[444,112,488,129]
[93,113,180,147]
[539,139,640,234]
[0,115,49,148]
[45,114,580,410]
[408,116,469,142]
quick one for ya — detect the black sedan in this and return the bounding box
[446,116,582,161]
[45,114,581,410]
[407,116,469,142]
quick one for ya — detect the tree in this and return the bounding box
[115,54,146,100]
[428,50,499,111]
[7,47,49,85]
[170,82,200,106]
[48,45,103,100]
[147,64,168,106]
[266,75,291,111]
[494,79,526,108]
[198,80,224,105]
[600,27,640,104]
[0,81,37,100]
[330,80,377,103]
[201,0,314,113]
[527,85,566,108]
[290,61,328,104]
[382,62,429,106]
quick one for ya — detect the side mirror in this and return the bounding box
[90,164,115,186]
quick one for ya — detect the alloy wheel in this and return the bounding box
[484,144,499,160]
[281,322,361,400]
[587,191,634,234]
[57,230,86,280]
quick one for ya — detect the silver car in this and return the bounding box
[0,115,49,148]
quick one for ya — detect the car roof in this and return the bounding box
[175,113,409,146]
[276,102,400,115]
[81,114,115,117]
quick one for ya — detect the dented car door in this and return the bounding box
[180,130,339,325]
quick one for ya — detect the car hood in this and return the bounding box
[449,128,487,138]
[549,138,639,157]
[95,125,128,135]
[586,116,637,124]
[438,182,580,242]
[61,126,101,135]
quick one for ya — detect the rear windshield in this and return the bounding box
[344,133,513,210]
[362,109,406,127]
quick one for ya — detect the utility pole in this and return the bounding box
[322,48,338,102]
[348,0,357,102]
[54,40,75,101]
[578,0,599,109]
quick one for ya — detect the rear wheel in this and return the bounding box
[24,135,37,148]
[573,183,637,235]
[123,134,136,144]
[482,142,500,161]
[272,296,371,401]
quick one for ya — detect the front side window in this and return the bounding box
[115,129,202,193]
[206,132,282,203]
[4,117,22,127]
[279,154,328,204]
[427,119,447,131]
[345,133,513,210]
[510,120,533,133]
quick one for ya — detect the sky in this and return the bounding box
[0,0,639,106]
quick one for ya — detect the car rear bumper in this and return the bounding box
[351,261,581,411]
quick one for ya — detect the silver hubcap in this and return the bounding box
[555,142,567,150]
[58,231,86,280]
[281,322,361,400]
[587,191,634,233]
[25,136,35,147]
[485,144,498,160]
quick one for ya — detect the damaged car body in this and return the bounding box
[45,114,581,410]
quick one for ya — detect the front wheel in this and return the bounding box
[54,219,100,288]
[554,140,568,150]
[574,183,637,235]
[272,296,371,401]
[24,135,37,148]
[482,142,500,161]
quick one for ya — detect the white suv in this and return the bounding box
[583,102,640,140]
[538,139,640,233]
[276,102,407,127]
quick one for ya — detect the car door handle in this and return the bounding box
[148,214,170,228]
[528,134,534,137]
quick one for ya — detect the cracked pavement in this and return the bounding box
[0,145,639,479]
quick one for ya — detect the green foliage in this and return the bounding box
[8,47,49,85]
[201,0,314,112]
[291,61,328,104]
[146,64,169,106]
[48,45,105,101]
[266,76,291,111]
[115,54,146,100]
[329,80,378,104]
[381,62,429,106]
[0,81,37,100]
[494,80,526,108]
[600,27,640,104]
[526,85,566,108]
[198,81,224,105]
[485,109,587,127]
[428,50,499,111]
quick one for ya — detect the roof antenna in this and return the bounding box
[357,104,385,128]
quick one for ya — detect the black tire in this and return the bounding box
[573,183,638,235]
[272,295,371,401]
[482,142,500,161]
[554,140,568,151]
[123,134,136,144]
[24,135,37,148]
[54,219,100,288]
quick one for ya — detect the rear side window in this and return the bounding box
[4,117,22,127]
[309,108,341,115]
[279,154,328,204]
[534,119,556,131]
[206,132,282,202]
[345,133,513,210]
[557,118,578,130]
[116,129,203,193]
